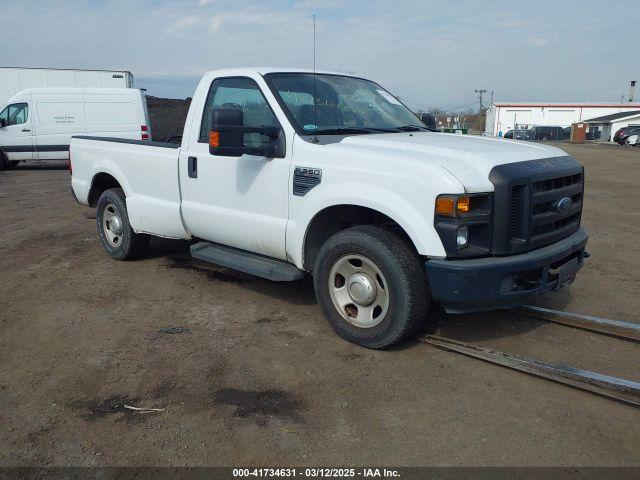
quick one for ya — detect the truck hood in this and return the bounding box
[334,132,569,192]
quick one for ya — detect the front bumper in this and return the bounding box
[425,227,588,313]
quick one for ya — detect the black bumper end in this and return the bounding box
[425,227,588,313]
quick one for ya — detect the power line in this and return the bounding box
[475,88,488,113]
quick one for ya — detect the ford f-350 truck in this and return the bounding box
[70,68,588,349]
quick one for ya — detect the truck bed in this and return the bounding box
[73,136,181,149]
[70,136,189,240]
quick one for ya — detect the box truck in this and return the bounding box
[0,67,134,106]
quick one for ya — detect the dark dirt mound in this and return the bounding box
[146,95,191,143]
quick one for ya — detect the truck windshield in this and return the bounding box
[265,73,426,135]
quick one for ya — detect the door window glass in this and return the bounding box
[8,103,28,126]
[0,107,7,126]
[199,77,279,148]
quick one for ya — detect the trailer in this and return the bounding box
[0,67,134,106]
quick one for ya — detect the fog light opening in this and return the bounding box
[456,226,469,248]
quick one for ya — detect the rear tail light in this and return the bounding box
[141,125,149,141]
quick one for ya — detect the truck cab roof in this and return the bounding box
[203,67,361,78]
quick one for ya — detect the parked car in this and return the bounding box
[613,126,640,145]
[530,126,564,141]
[0,88,150,170]
[625,134,639,146]
[70,68,588,349]
[503,129,533,140]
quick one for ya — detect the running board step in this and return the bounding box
[190,242,305,282]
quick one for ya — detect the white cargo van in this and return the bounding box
[0,88,150,169]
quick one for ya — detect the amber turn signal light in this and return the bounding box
[436,197,455,215]
[209,131,220,148]
[436,195,471,216]
[457,196,470,214]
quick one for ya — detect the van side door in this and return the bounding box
[178,75,291,260]
[0,102,33,161]
[33,91,86,160]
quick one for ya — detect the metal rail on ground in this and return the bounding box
[514,305,640,342]
[416,334,640,408]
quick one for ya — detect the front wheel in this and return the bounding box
[96,188,149,260]
[313,225,430,349]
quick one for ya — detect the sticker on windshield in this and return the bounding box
[376,89,402,105]
[304,124,317,131]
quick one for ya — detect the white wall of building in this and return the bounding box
[485,103,640,137]
[0,68,134,106]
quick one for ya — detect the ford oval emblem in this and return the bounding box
[556,196,572,213]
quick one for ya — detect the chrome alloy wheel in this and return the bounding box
[102,203,124,247]
[328,254,390,328]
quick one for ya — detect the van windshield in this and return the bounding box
[265,73,427,135]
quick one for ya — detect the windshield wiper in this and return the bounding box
[312,127,398,135]
[395,125,432,132]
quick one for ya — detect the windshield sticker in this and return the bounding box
[376,89,402,105]
[304,124,317,131]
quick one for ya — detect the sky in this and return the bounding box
[2,0,638,111]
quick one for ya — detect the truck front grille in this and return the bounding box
[489,156,584,255]
[527,172,583,250]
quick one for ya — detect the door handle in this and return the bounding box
[22,129,31,132]
[188,156,197,178]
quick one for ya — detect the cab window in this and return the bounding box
[6,103,28,126]
[199,77,279,148]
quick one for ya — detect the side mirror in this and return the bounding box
[208,108,285,158]
[420,113,437,130]
[0,118,6,128]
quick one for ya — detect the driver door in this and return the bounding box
[179,76,290,260]
[0,102,34,161]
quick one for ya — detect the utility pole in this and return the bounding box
[629,81,637,102]
[475,88,488,113]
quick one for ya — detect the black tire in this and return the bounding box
[7,160,20,169]
[0,152,7,171]
[313,225,430,349]
[96,188,149,260]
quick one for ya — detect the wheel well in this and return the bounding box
[303,205,416,272]
[88,173,122,207]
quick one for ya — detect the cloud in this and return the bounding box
[528,37,550,47]
[167,16,197,33]
[0,0,636,105]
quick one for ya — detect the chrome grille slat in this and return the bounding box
[513,171,583,251]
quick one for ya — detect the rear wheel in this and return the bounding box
[313,225,430,349]
[0,152,7,171]
[96,188,149,260]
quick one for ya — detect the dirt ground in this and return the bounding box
[1,142,639,467]
[146,96,190,143]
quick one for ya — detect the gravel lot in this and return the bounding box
[1,142,639,467]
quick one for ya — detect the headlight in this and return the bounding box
[434,193,493,257]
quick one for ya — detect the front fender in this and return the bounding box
[286,181,449,269]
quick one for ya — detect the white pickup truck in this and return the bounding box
[70,68,588,349]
